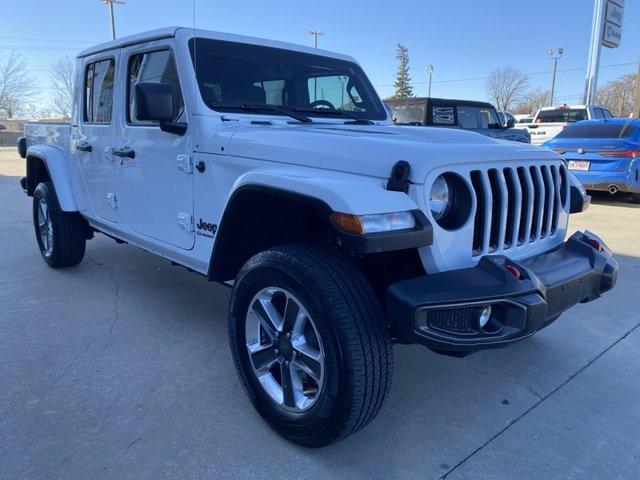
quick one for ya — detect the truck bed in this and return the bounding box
[522,122,566,146]
[24,123,71,151]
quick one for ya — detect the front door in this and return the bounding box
[116,46,194,250]
[76,54,119,223]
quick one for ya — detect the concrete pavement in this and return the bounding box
[1,147,639,479]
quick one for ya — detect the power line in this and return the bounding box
[373,62,636,88]
[0,36,92,45]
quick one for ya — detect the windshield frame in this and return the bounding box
[188,37,387,121]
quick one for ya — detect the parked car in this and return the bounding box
[515,113,534,124]
[17,27,617,447]
[544,118,640,203]
[524,104,614,145]
[387,97,531,143]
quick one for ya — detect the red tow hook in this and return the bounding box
[584,237,604,252]
[504,264,522,280]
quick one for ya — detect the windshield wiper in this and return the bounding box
[292,107,374,125]
[212,103,312,123]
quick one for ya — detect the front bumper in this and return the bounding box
[386,231,618,355]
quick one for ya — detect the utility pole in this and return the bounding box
[309,30,323,48]
[546,48,564,106]
[633,58,640,118]
[583,0,606,104]
[102,0,124,40]
[425,64,434,98]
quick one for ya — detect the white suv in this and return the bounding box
[18,27,618,447]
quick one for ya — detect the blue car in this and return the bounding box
[544,118,640,204]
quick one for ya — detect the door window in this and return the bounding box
[84,59,115,124]
[127,49,184,124]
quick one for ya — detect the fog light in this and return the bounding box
[477,306,492,329]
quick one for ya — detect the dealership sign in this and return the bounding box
[602,0,624,48]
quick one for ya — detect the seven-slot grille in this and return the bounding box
[470,163,569,256]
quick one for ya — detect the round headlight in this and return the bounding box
[429,175,453,221]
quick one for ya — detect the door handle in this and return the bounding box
[77,141,92,152]
[113,147,135,159]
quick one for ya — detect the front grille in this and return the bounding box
[428,308,475,333]
[470,163,568,256]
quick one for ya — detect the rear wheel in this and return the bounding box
[32,182,86,268]
[228,245,393,447]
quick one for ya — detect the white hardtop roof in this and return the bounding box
[77,26,356,63]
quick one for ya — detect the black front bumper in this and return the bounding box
[386,231,618,355]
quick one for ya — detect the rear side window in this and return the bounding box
[84,59,115,124]
[556,123,638,139]
[432,106,455,125]
[127,49,184,125]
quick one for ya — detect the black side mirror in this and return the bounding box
[135,82,174,122]
[506,118,516,128]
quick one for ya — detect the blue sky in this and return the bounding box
[2,0,638,112]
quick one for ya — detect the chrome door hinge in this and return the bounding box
[176,154,193,174]
[177,212,194,232]
[106,193,117,209]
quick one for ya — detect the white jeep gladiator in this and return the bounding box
[17,27,618,447]
[525,104,614,145]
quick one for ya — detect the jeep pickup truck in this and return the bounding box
[17,27,617,447]
[525,104,614,145]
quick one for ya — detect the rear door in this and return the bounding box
[75,54,119,222]
[116,45,194,250]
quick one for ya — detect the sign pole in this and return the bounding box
[583,0,606,104]
[633,58,640,118]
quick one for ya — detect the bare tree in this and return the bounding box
[50,56,75,119]
[512,88,551,115]
[596,72,637,117]
[485,67,529,111]
[0,52,37,119]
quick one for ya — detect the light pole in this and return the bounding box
[546,47,563,106]
[425,64,434,97]
[309,30,323,102]
[309,30,324,48]
[102,0,124,40]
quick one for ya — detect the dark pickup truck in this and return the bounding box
[386,97,531,143]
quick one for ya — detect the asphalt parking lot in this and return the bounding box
[1,146,639,480]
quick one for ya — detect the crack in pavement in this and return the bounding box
[463,362,544,401]
[441,320,640,479]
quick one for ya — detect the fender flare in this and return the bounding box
[26,145,78,212]
[207,166,430,281]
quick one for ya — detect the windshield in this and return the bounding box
[457,105,502,129]
[556,123,638,139]
[536,108,587,123]
[189,38,386,121]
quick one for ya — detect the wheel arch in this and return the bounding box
[26,146,78,212]
[207,185,335,282]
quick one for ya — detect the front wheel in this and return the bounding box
[32,182,86,268]
[630,193,640,204]
[228,245,393,447]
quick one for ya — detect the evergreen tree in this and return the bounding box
[393,44,413,98]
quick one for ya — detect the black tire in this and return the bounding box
[630,193,640,204]
[32,182,86,268]
[228,245,393,447]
